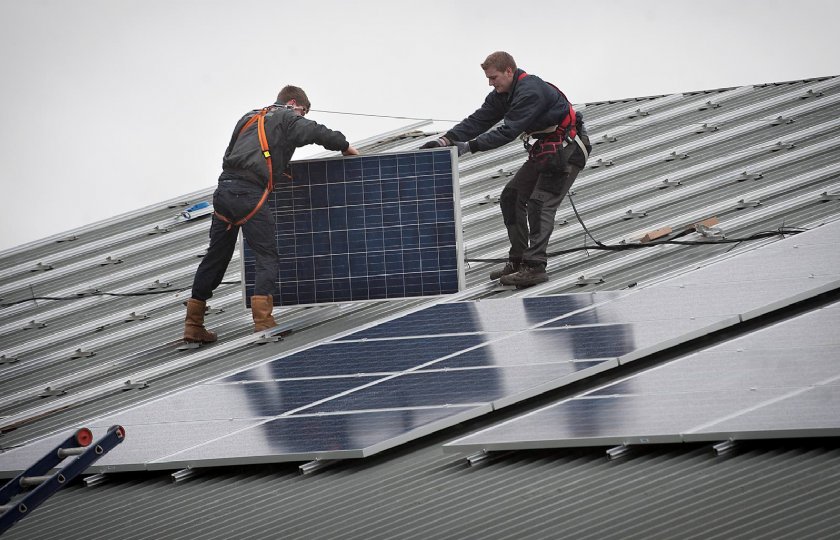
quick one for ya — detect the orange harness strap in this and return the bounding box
[214,108,274,231]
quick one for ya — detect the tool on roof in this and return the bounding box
[0,425,125,535]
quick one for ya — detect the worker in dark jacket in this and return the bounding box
[184,85,359,343]
[421,51,591,287]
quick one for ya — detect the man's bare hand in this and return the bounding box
[342,145,360,156]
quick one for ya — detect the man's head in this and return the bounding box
[277,85,310,116]
[481,51,517,94]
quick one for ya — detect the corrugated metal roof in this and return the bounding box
[2,76,840,539]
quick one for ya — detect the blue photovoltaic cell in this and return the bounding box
[241,148,462,306]
[221,334,488,382]
[306,362,607,413]
[340,292,626,339]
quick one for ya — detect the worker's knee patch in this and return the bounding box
[501,187,518,226]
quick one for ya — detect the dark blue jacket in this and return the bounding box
[220,105,350,188]
[445,68,572,153]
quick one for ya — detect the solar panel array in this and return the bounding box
[0,221,836,475]
[445,221,840,453]
[241,148,464,307]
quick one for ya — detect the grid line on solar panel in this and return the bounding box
[340,292,627,340]
[242,149,462,306]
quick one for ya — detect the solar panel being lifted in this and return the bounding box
[241,148,464,307]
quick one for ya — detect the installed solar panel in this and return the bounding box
[241,148,463,307]
[443,301,840,453]
[2,223,837,475]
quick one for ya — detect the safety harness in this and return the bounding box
[518,72,589,169]
[213,107,275,230]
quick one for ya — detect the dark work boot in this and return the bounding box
[251,295,277,332]
[183,298,218,343]
[499,264,549,288]
[489,260,521,281]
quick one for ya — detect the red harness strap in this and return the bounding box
[214,108,275,231]
[518,71,576,140]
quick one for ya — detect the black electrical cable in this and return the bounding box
[464,192,807,264]
[0,281,242,308]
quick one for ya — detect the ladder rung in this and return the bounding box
[57,447,86,458]
[19,475,61,488]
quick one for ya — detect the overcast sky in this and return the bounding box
[1,0,838,252]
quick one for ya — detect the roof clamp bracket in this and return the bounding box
[576,275,606,286]
[819,191,840,202]
[588,158,614,169]
[659,178,682,189]
[735,199,762,210]
[122,380,149,391]
[171,467,199,483]
[713,439,737,456]
[694,123,719,134]
[737,171,763,182]
[0,355,20,365]
[466,450,491,467]
[83,474,109,487]
[299,459,338,476]
[100,256,124,267]
[70,349,95,359]
[697,100,721,111]
[39,387,68,398]
[665,151,689,162]
[606,444,630,460]
[146,280,171,291]
[23,321,47,330]
[622,210,648,220]
[799,89,824,100]
[770,141,796,152]
[627,108,650,119]
[595,134,618,145]
[695,223,725,239]
[123,312,150,322]
[31,262,54,273]
[55,235,78,244]
[769,115,793,126]
[255,335,284,345]
[147,225,173,236]
[477,195,501,207]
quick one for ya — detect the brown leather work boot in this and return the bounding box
[183,298,218,343]
[251,294,277,332]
